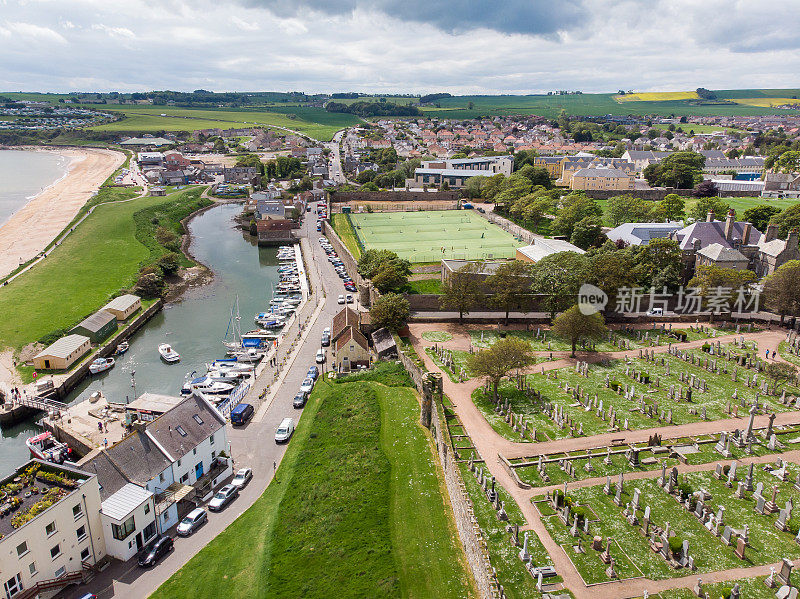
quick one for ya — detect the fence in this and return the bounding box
[481,211,538,245]
[216,380,251,417]
[395,349,500,598]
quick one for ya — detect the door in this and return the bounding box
[195,462,204,480]
[44,359,50,369]
[135,532,143,551]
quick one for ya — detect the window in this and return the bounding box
[72,503,83,520]
[111,516,136,541]
[180,473,189,483]
[54,566,66,578]
[177,458,182,467]
[209,434,215,445]
[144,503,150,515]
[50,544,61,560]
[45,521,57,536]
[211,450,216,459]
[76,525,87,541]
[143,520,157,541]
[4,573,22,598]
[80,548,90,562]
[193,448,197,455]
[28,562,37,576]
[176,425,187,437]
[193,414,204,425]
[15,541,28,557]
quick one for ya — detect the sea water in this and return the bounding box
[0,149,71,227]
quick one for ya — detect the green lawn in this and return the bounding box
[153,369,475,599]
[0,187,209,351]
[331,213,362,259]
[404,277,442,294]
[88,105,358,141]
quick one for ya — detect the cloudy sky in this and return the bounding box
[1,0,799,94]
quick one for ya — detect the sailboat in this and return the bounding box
[222,296,245,351]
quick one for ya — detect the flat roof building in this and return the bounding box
[515,239,585,263]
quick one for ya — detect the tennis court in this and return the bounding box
[348,210,522,262]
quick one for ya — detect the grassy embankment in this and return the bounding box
[152,364,476,599]
[331,213,362,259]
[86,105,359,142]
[0,187,211,369]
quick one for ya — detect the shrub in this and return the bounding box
[157,252,181,276]
[155,226,181,252]
[668,535,683,555]
[134,272,165,299]
[701,343,711,352]
[610,381,621,391]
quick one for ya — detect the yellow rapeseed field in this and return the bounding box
[615,91,700,102]
[733,97,800,107]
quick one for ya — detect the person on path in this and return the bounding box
[766,349,770,360]
[772,350,777,360]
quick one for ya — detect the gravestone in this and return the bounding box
[779,557,793,586]
[721,525,732,546]
[734,536,746,559]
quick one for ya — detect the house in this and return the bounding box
[371,327,397,360]
[560,158,634,186]
[334,326,370,372]
[605,222,683,246]
[256,199,285,219]
[570,167,634,191]
[102,294,142,321]
[33,334,91,370]
[411,155,513,189]
[696,243,749,270]
[532,155,567,178]
[515,239,585,263]
[0,460,106,598]
[137,152,164,165]
[331,306,362,342]
[223,166,260,186]
[70,309,118,343]
[702,157,765,176]
[620,150,670,174]
[163,151,192,168]
[752,225,800,276]
[100,482,157,562]
[256,218,294,245]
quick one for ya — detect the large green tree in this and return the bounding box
[643,151,705,188]
[551,305,607,357]
[369,293,410,331]
[570,216,604,250]
[588,250,636,313]
[771,205,800,237]
[743,205,782,232]
[607,194,654,226]
[688,265,757,322]
[439,262,484,322]
[487,260,532,324]
[551,194,603,239]
[467,338,534,402]
[652,193,686,221]
[628,238,683,292]
[529,252,590,319]
[763,260,800,323]
[689,197,732,222]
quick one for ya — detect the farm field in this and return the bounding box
[0,187,209,353]
[349,209,522,263]
[88,105,359,141]
[616,91,700,102]
[153,368,475,599]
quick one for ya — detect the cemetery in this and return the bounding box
[537,455,800,585]
[471,339,800,443]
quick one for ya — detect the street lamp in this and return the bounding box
[130,370,136,403]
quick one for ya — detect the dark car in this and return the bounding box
[307,365,319,380]
[293,390,308,408]
[137,535,173,567]
[321,332,331,347]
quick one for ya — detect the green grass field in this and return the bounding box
[86,105,359,141]
[331,213,362,258]
[0,187,209,351]
[152,366,475,599]
[349,210,522,262]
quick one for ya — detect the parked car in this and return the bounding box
[208,484,239,511]
[176,508,207,536]
[231,467,253,490]
[321,332,331,347]
[300,377,315,394]
[275,417,295,443]
[293,390,308,408]
[346,294,353,303]
[338,294,345,304]
[307,365,319,379]
[137,535,173,567]
[316,349,326,363]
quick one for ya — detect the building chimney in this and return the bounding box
[766,223,779,242]
[787,228,799,250]
[742,223,752,246]
[706,210,715,222]
[724,209,735,242]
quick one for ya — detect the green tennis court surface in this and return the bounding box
[349,210,522,262]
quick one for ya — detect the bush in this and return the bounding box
[155,226,181,252]
[157,252,181,276]
[134,272,165,299]
[668,535,683,555]
[701,343,711,352]
[610,381,621,391]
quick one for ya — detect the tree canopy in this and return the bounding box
[643,151,705,189]
[551,305,607,357]
[467,337,534,402]
[369,293,410,332]
[439,262,484,322]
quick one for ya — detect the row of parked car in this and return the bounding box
[136,467,253,568]
[319,236,357,293]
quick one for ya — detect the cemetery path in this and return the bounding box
[408,325,799,598]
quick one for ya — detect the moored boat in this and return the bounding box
[158,343,181,363]
[115,341,129,355]
[26,432,72,464]
[89,357,115,374]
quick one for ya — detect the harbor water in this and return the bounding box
[0,203,280,477]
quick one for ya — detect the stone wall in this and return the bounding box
[396,345,426,391]
[322,219,363,290]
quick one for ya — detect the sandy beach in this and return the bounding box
[0,147,125,279]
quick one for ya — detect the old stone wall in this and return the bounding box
[329,190,461,203]
[322,219,363,290]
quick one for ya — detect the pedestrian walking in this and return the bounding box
[766,349,770,360]
[772,350,777,360]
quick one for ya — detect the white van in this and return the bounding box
[646,308,663,317]
[275,417,294,443]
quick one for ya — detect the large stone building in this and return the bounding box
[569,167,634,191]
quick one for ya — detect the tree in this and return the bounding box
[235,154,265,175]
[522,196,555,233]
[467,338,534,403]
[652,193,686,221]
[743,205,782,231]
[529,252,590,319]
[157,252,180,276]
[439,262,484,322]
[371,261,409,293]
[369,293,410,332]
[607,194,653,226]
[516,164,552,189]
[134,272,165,299]
[765,362,796,394]
[770,205,800,237]
[570,216,603,250]
[629,238,683,291]
[643,151,705,188]
[689,197,731,222]
[693,180,719,198]
[763,260,800,323]
[551,194,602,238]
[358,249,411,280]
[688,265,756,322]
[551,305,607,357]
[588,250,636,313]
[776,150,800,173]
[487,261,532,324]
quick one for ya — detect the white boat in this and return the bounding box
[115,341,129,355]
[26,432,72,464]
[229,348,264,363]
[158,343,181,363]
[182,376,235,396]
[89,357,115,374]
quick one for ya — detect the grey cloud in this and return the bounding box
[240,0,585,35]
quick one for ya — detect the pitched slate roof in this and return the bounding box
[332,307,360,342]
[697,243,747,262]
[145,395,225,460]
[673,220,762,251]
[82,450,130,501]
[572,167,631,178]
[105,430,172,486]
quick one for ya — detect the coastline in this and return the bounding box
[0,146,126,279]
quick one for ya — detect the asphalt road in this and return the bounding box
[61,202,351,598]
